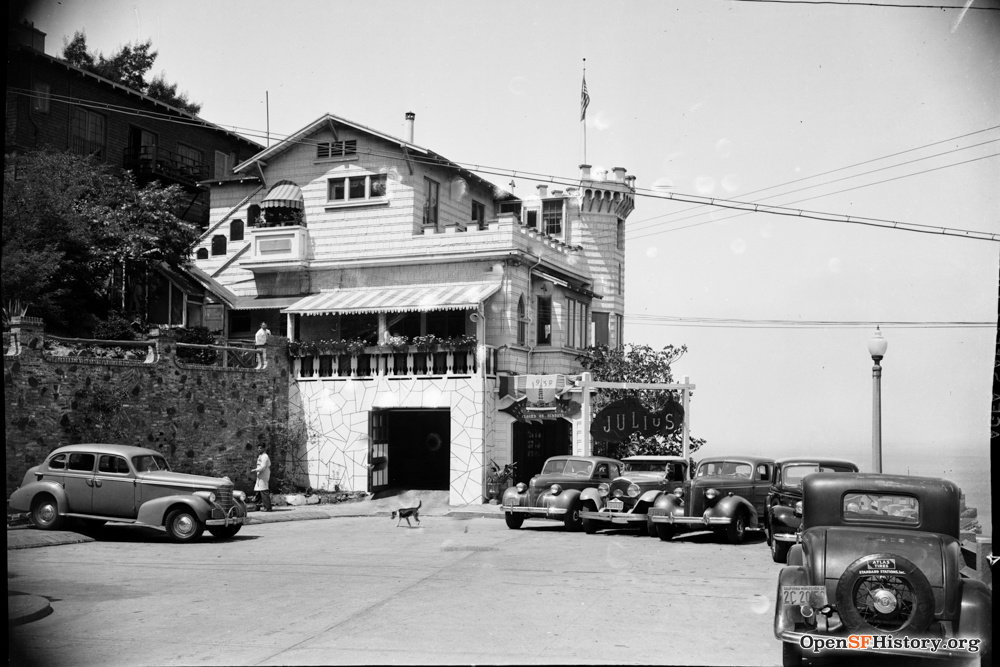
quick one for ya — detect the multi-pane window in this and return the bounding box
[498,201,522,221]
[472,201,486,230]
[423,177,440,229]
[317,140,357,159]
[536,296,552,345]
[214,150,234,179]
[70,108,106,157]
[178,144,204,174]
[517,296,527,346]
[566,297,590,349]
[542,200,563,236]
[327,174,387,202]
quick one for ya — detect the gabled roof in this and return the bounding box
[235,113,501,196]
[9,45,261,151]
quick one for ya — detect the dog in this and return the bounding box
[391,500,421,527]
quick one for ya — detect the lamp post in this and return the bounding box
[868,327,888,474]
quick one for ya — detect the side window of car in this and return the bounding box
[609,464,621,478]
[99,455,129,474]
[595,463,609,479]
[67,453,96,472]
[757,464,770,481]
[48,454,67,470]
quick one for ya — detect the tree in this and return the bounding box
[577,344,707,460]
[3,149,199,333]
[61,31,201,114]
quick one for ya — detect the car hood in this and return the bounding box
[616,472,665,484]
[138,470,233,489]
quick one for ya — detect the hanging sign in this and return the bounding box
[589,397,684,443]
[501,397,581,422]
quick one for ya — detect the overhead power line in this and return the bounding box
[625,314,997,329]
[9,88,999,242]
[725,0,997,10]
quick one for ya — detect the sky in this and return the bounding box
[12,0,999,528]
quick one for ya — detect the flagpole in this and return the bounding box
[581,58,587,165]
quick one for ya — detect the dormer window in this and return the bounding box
[542,200,563,236]
[317,140,357,159]
[327,174,387,204]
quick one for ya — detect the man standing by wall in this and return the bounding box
[255,322,270,365]
[251,444,272,512]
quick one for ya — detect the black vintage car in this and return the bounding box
[648,455,775,544]
[765,457,859,563]
[501,456,623,531]
[578,455,689,536]
[775,473,992,666]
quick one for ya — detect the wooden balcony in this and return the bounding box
[293,345,497,380]
[240,225,310,272]
[123,146,209,188]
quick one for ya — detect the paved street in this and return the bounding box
[9,514,782,666]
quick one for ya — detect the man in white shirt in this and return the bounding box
[250,444,272,512]
[255,322,270,346]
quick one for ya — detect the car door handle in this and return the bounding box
[94,479,102,487]
[86,479,93,487]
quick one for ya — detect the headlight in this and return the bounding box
[194,490,217,503]
[627,483,641,498]
[598,483,610,498]
[233,490,247,501]
[613,488,624,498]
[516,482,527,493]
[549,484,562,496]
[672,487,685,498]
[794,501,803,517]
[705,488,719,500]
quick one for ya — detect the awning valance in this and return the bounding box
[260,181,304,209]
[283,281,502,316]
[232,295,311,311]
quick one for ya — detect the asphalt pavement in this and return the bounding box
[7,490,503,625]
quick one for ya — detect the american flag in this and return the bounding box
[580,74,590,121]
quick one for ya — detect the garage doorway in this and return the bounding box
[379,409,450,491]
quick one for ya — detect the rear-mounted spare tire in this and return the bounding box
[835,552,934,635]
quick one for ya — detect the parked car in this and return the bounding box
[765,457,859,563]
[501,455,623,531]
[579,455,689,536]
[647,455,775,544]
[8,444,247,542]
[775,473,992,666]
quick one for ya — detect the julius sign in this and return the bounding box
[589,397,684,443]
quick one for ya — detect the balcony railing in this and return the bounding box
[240,225,310,271]
[123,146,210,186]
[293,345,497,379]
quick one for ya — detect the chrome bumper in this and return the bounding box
[773,532,798,542]
[648,514,731,526]
[205,515,245,526]
[503,505,567,516]
[579,509,644,524]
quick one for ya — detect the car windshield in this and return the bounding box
[696,461,752,478]
[541,459,594,476]
[625,461,664,473]
[132,454,171,472]
[843,492,919,523]
[783,464,855,487]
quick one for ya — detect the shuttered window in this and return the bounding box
[317,140,357,159]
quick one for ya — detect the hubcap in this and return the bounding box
[38,504,55,523]
[872,589,898,614]
[175,515,196,536]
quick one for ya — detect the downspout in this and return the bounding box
[525,253,544,372]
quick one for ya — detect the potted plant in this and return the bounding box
[453,334,477,351]
[412,333,439,352]
[485,460,517,502]
[385,334,409,352]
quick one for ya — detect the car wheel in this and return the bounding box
[208,525,241,540]
[31,495,65,531]
[771,536,790,563]
[835,552,934,635]
[582,517,597,534]
[656,524,675,541]
[645,517,658,537]
[725,511,747,544]
[165,509,205,543]
[563,503,583,532]
[781,641,804,667]
[504,512,524,529]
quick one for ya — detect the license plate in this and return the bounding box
[781,586,827,608]
[607,500,624,511]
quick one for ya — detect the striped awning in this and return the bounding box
[261,181,304,209]
[282,281,502,316]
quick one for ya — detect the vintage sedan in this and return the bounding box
[579,455,689,536]
[8,444,247,542]
[765,457,859,563]
[775,473,992,666]
[501,455,623,531]
[648,455,775,544]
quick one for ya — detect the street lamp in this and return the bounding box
[867,327,888,474]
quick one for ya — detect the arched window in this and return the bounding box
[230,219,244,241]
[211,235,227,256]
[196,248,209,260]
[517,295,527,346]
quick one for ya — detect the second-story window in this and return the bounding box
[211,235,227,256]
[617,217,625,250]
[214,151,234,179]
[177,144,204,178]
[542,200,563,236]
[230,219,244,242]
[70,108,106,158]
[472,201,486,230]
[317,140,357,159]
[536,296,552,345]
[525,210,538,229]
[566,297,589,349]
[423,177,440,229]
[327,174,387,203]
[517,296,527,346]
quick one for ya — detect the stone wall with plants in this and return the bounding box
[3,318,299,499]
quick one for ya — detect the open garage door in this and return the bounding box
[368,409,390,494]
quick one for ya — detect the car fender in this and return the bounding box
[710,495,758,527]
[8,480,68,514]
[501,485,525,504]
[637,489,663,508]
[656,493,683,513]
[548,488,582,510]
[957,579,992,652]
[136,495,213,527]
[770,504,800,536]
[579,487,603,510]
[774,565,809,638]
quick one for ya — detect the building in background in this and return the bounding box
[192,111,635,504]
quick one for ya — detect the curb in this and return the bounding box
[8,594,52,625]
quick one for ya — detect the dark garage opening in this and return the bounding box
[387,409,450,490]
